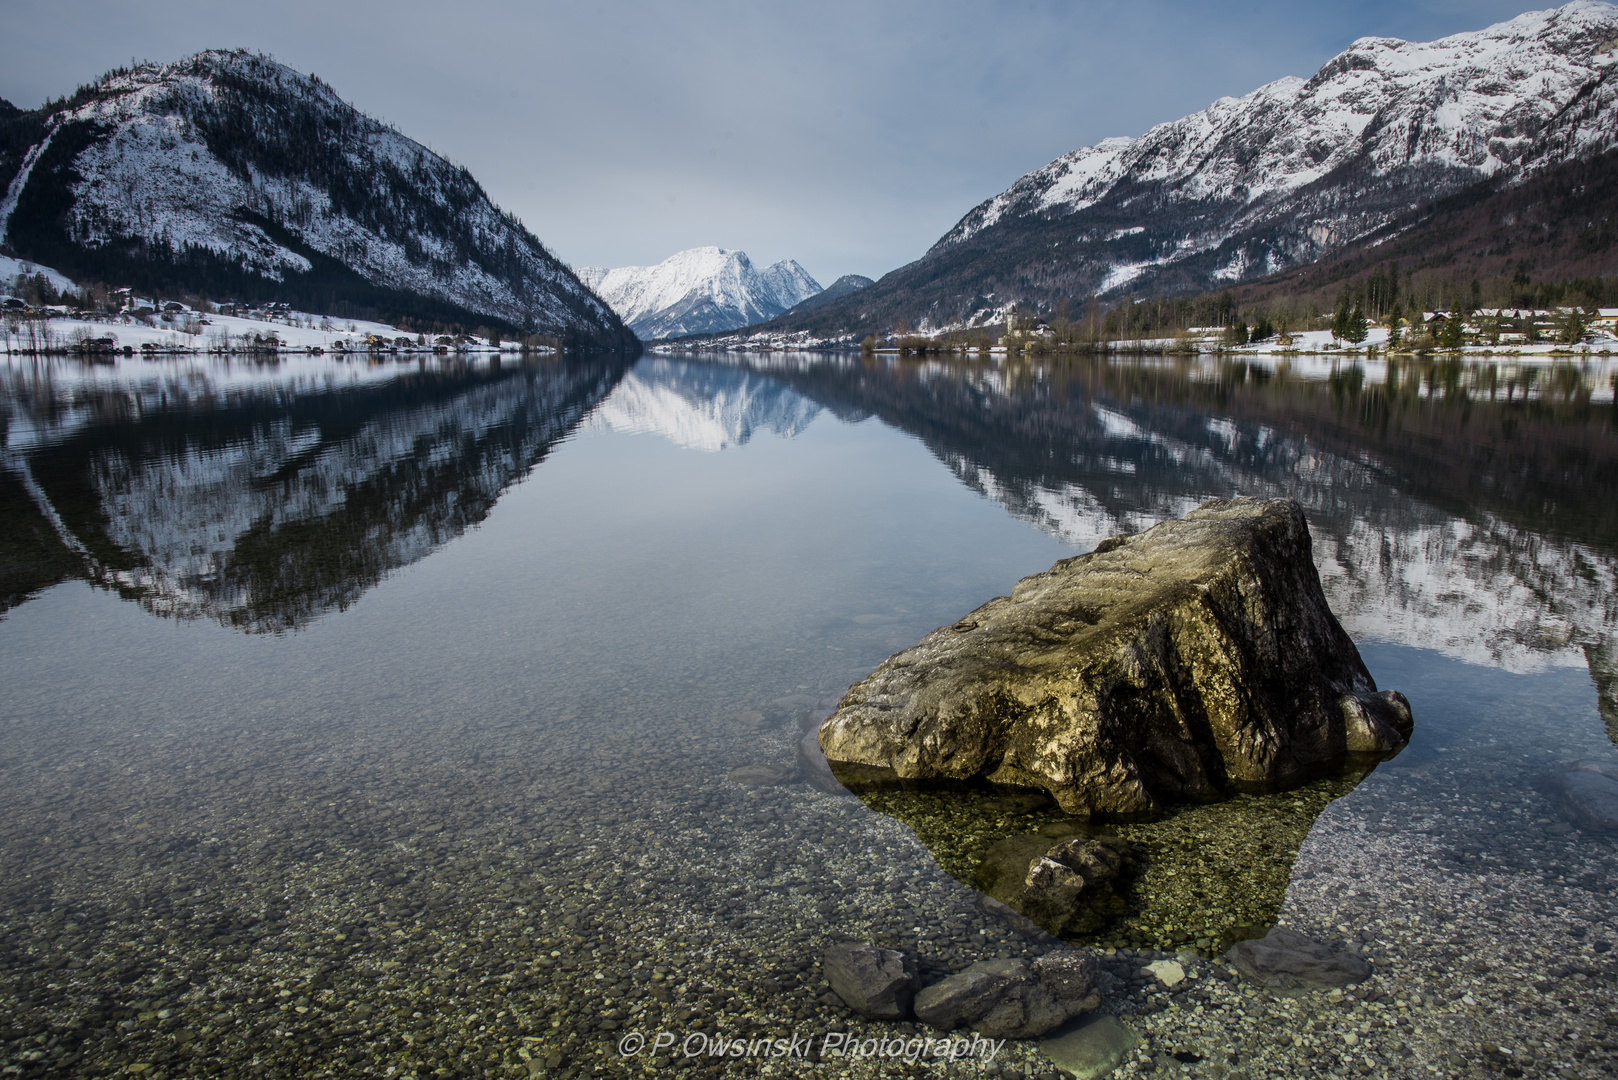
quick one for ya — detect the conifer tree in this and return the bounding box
[1331,292,1351,342]
[1345,304,1369,345]
[1560,308,1586,345]
[1439,312,1465,350]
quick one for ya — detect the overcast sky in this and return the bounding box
[2,0,1546,285]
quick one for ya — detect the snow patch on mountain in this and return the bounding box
[1,254,77,295]
[578,247,820,339]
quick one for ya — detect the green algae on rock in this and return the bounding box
[820,497,1413,818]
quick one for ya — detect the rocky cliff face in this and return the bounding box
[0,51,633,348]
[766,1,1618,333]
[819,498,1413,817]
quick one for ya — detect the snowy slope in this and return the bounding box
[0,51,631,347]
[0,254,77,295]
[578,247,821,339]
[767,1,1618,334]
[939,1,1618,288]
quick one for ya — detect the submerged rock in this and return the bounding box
[1144,960,1186,987]
[857,773,1366,951]
[819,497,1412,818]
[823,944,917,1019]
[1225,926,1372,989]
[913,951,1101,1038]
[1040,1012,1140,1079]
[1546,765,1618,834]
[976,830,1134,936]
[727,764,795,787]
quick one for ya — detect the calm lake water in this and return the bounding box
[1,349,1615,1080]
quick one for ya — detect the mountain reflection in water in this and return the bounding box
[0,355,629,631]
[586,357,821,451]
[3,350,1613,719]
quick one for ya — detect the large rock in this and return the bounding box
[1546,765,1618,834]
[913,951,1101,1038]
[819,498,1412,817]
[1225,926,1372,989]
[823,944,917,1019]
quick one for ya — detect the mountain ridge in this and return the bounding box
[761,0,1618,336]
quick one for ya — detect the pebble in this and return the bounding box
[1144,961,1185,988]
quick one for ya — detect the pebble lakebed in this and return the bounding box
[1,672,1614,1080]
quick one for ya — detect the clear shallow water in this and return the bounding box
[1,350,1615,1080]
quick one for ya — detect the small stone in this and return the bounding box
[1145,961,1185,987]
[914,951,1102,1038]
[823,943,917,1020]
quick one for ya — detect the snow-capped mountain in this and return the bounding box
[941,1,1618,279]
[577,247,820,339]
[771,1,1618,333]
[0,51,633,349]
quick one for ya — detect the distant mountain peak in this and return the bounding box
[579,247,821,339]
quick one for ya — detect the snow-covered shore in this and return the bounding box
[0,308,542,357]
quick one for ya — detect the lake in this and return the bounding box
[1,349,1615,1080]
